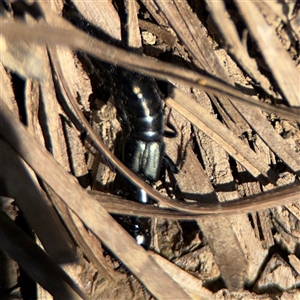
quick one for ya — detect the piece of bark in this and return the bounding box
[288,254,300,276]
[213,289,273,300]
[214,47,300,175]
[254,254,300,293]
[150,251,214,300]
[1,139,76,263]
[205,0,276,98]
[234,0,300,106]
[174,245,220,281]
[71,0,121,41]
[0,211,88,300]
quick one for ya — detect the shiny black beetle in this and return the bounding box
[81,55,173,247]
[111,68,166,204]
[103,65,178,249]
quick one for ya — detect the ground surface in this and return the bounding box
[0,0,299,299]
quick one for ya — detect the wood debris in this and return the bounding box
[0,0,299,299]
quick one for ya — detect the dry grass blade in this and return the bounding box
[156,0,300,176]
[1,19,299,121]
[205,0,276,97]
[0,138,76,263]
[0,211,87,300]
[234,0,300,107]
[235,102,300,174]
[71,0,121,41]
[90,180,300,217]
[167,90,277,183]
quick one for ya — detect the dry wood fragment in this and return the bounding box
[1,139,76,263]
[254,254,300,293]
[205,0,276,97]
[150,251,214,300]
[0,211,88,299]
[234,0,300,106]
